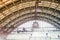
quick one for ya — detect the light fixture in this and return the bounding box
[32,21,39,28]
[32,0,39,28]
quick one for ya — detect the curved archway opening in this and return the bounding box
[0,0,60,40]
[7,20,60,40]
[18,20,54,28]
